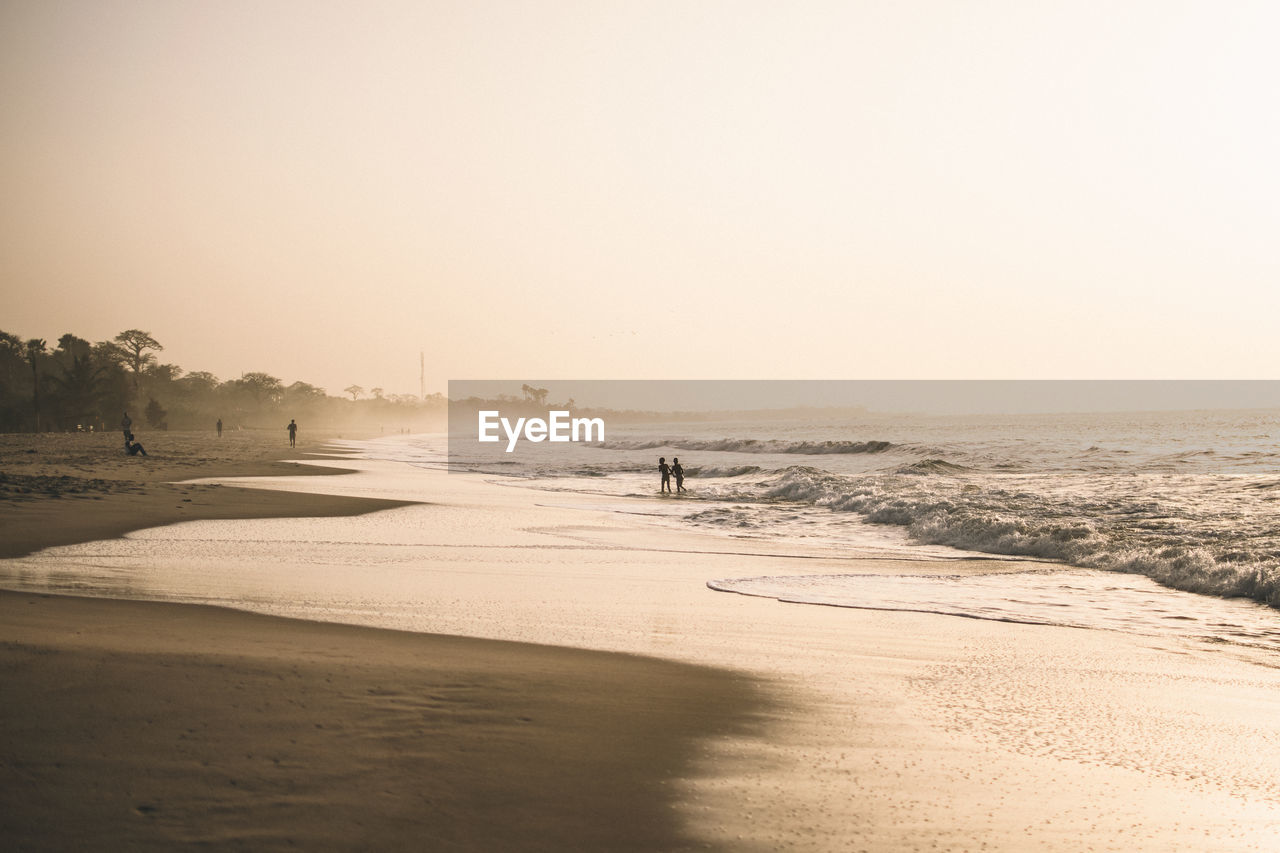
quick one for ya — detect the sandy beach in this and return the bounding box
[3,436,1280,851]
[0,434,766,851]
[0,430,411,559]
[0,592,763,852]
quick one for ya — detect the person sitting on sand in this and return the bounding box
[658,457,672,493]
[672,457,686,493]
[287,419,298,448]
[124,437,147,457]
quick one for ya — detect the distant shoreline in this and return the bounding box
[0,430,413,559]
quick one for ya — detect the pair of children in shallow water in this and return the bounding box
[658,457,685,493]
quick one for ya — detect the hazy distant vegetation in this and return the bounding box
[0,329,445,433]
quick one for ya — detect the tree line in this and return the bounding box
[0,329,445,433]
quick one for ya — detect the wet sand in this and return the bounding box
[0,592,764,852]
[0,431,410,558]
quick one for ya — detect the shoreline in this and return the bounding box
[0,432,774,851]
[0,430,414,559]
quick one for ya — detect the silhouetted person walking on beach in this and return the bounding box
[121,412,132,437]
[658,457,672,493]
[672,457,686,493]
[287,419,298,448]
[216,418,223,438]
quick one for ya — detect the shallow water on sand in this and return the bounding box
[710,569,1280,655]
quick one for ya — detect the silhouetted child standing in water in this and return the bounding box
[658,457,672,493]
[216,418,223,438]
[672,457,685,493]
[287,419,298,447]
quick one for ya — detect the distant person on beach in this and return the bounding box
[672,457,686,493]
[124,437,147,457]
[216,418,223,438]
[658,457,672,493]
[121,412,132,437]
[287,419,298,447]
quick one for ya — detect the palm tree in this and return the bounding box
[0,331,22,393]
[25,338,46,431]
[47,352,107,429]
[521,384,549,406]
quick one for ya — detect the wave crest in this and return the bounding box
[688,465,762,478]
[597,438,894,455]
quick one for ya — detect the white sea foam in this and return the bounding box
[598,438,894,454]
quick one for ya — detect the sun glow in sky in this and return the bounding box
[3,1,1278,395]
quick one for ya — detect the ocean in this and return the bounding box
[437,407,1280,654]
[448,410,1280,596]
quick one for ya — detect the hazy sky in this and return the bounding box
[3,1,1278,395]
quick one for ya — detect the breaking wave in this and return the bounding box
[895,459,972,475]
[687,465,762,478]
[708,466,1280,608]
[597,438,894,455]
